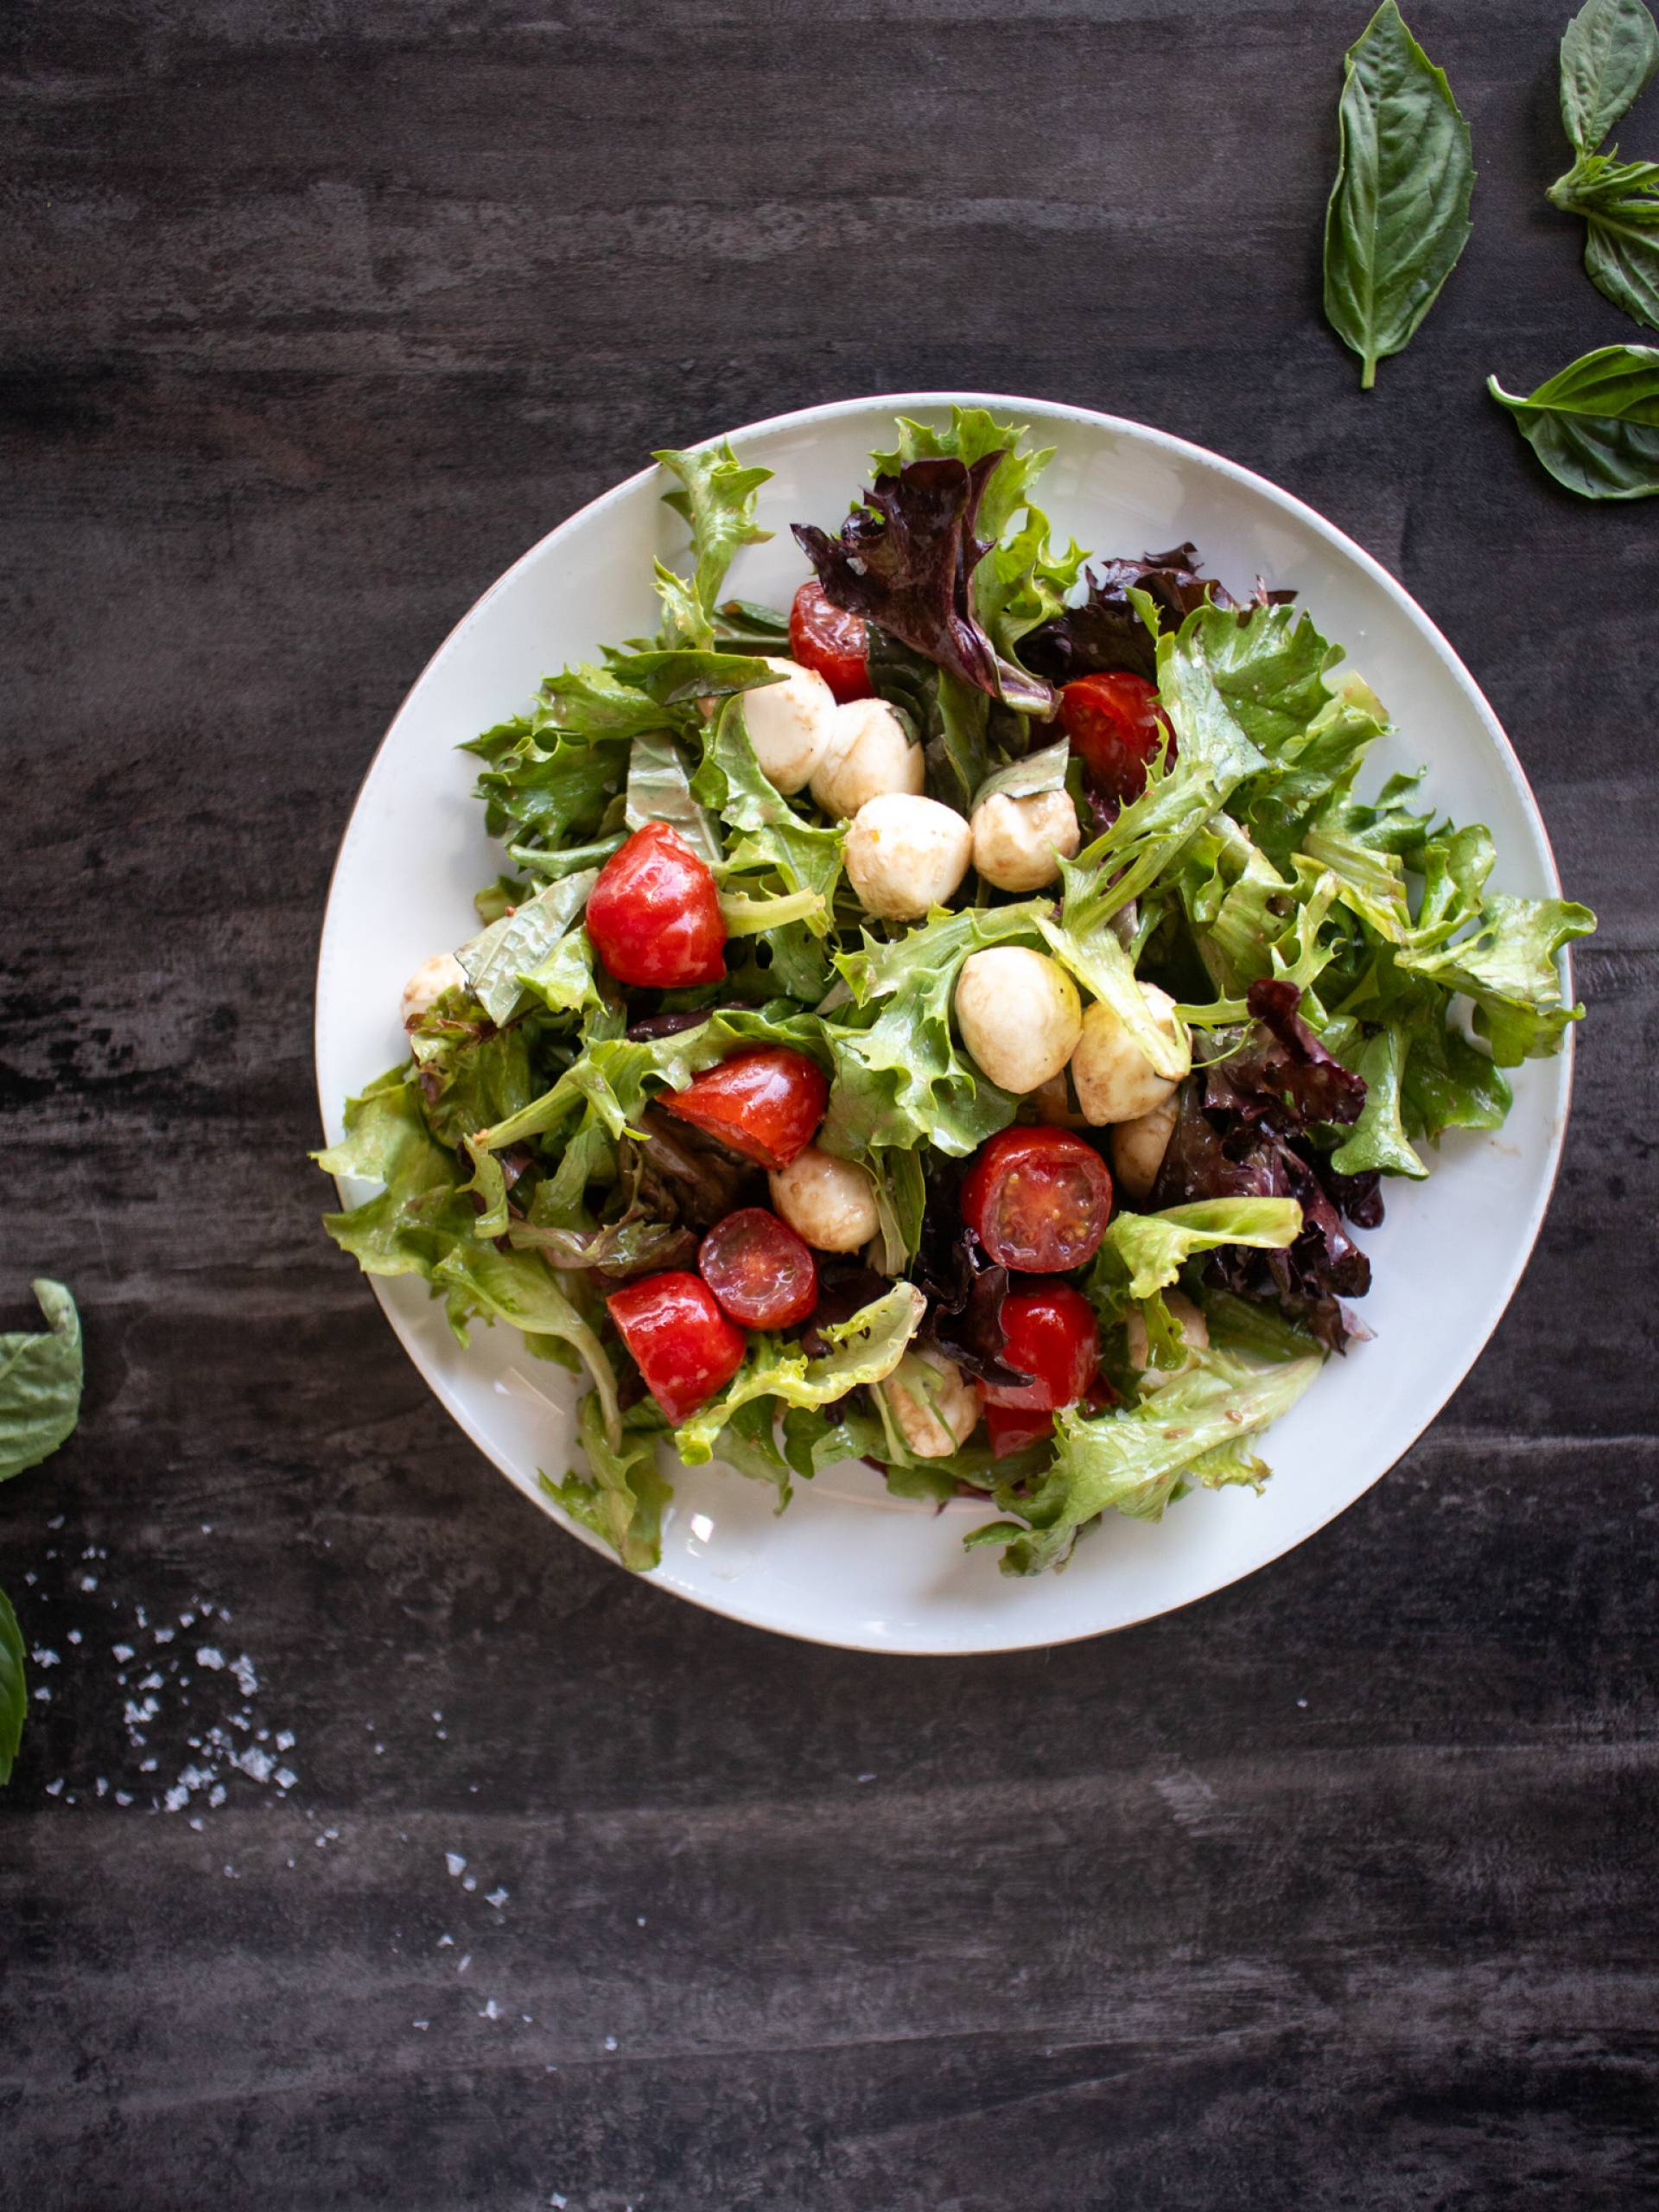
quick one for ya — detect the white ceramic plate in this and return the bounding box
[315,392,1573,1656]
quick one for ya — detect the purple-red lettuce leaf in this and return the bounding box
[1021,545,1293,685]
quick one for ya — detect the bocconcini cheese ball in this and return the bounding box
[1109,1093,1181,1203]
[767,1144,880,1254]
[954,947,1083,1096]
[1070,983,1191,1125]
[842,793,973,921]
[809,697,925,818]
[969,789,1080,893]
[401,951,467,1027]
[880,1349,984,1458]
[1124,1289,1210,1392]
[740,658,841,795]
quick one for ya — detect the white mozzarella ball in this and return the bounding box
[880,1349,984,1459]
[768,1145,880,1253]
[740,658,841,794]
[954,947,1083,1095]
[1124,1290,1211,1392]
[969,789,1080,893]
[810,697,925,817]
[401,951,467,1027]
[1070,984,1191,1125]
[842,794,973,921]
[1110,1094,1180,1203]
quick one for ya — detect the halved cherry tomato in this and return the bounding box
[984,1404,1054,1459]
[961,1128,1114,1274]
[606,1271,746,1422]
[788,580,874,703]
[698,1207,819,1330]
[984,1281,1099,1411]
[586,823,727,989]
[1060,671,1173,801]
[662,1046,828,1170]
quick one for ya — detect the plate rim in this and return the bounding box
[313,388,1576,1656]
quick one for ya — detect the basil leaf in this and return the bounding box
[0,1279,84,1483]
[971,737,1071,811]
[1549,152,1659,331]
[1323,2,1476,389]
[1488,344,1659,498]
[1560,0,1659,156]
[0,1587,23,1785]
[456,868,600,1027]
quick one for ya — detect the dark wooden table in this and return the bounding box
[5,3,1655,2205]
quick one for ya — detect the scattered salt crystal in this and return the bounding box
[275,1767,296,1790]
[33,1686,50,1701]
[445,1853,467,1878]
[31,1647,60,1668]
[207,1784,226,1808]
[195,1647,225,1671]
[478,1999,501,2020]
[136,1606,148,1628]
[437,1935,454,1948]
[154,1627,175,1644]
[140,1758,156,1773]
[457,1955,471,1974]
[80,1575,99,1592]
[138,1672,162,1691]
[45,1778,63,1797]
[1296,1697,1308,1709]
[115,1790,133,1806]
[604,2035,618,2052]
[412,2020,429,2031]
[373,1743,384,1755]
[436,1729,447,1741]
[275,1731,295,1751]
[486,1887,508,1910]
[857,1772,876,1783]
[231,1656,257,1697]
[96,1777,108,1798]
[47,1514,64,1529]
[461,1877,476,1893]
[164,1785,191,1813]
[431,1711,442,1722]
[200,1523,213,1535]
[67,1630,82,1646]
[637,1915,646,1927]
[189,1816,205,1832]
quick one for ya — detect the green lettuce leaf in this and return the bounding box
[674,1284,926,1468]
[0,1588,23,1785]
[407,992,541,1152]
[456,868,599,1027]
[624,731,722,868]
[1095,1200,1306,1306]
[653,442,773,642]
[970,1351,1322,1573]
[1329,1025,1427,1177]
[0,1279,84,1483]
[542,1395,671,1572]
[694,696,843,933]
[820,904,1050,1159]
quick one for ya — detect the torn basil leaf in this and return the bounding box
[1489,344,1659,497]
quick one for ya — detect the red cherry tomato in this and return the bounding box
[984,1404,1054,1459]
[961,1128,1114,1274]
[1060,672,1173,802]
[662,1047,828,1170]
[698,1207,819,1330]
[788,580,874,703]
[984,1281,1099,1411]
[586,823,727,989]
[605,1271,746,1423]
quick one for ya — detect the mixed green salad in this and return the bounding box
[316,409,1593,1578]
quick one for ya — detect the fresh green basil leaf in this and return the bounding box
[1549,151,1659,330]
[455,870,599,1028]
[0,1279,84,1483]
[0,1588,23,1785]
[1323,2,1476,389]
[1489,344,1659,498]
[1560,0,1659,156]
[971,737,1071,811]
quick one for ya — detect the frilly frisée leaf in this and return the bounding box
[1323,3,1475,389]
[1489,344,1659,497]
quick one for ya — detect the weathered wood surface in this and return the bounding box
[3,3,1656,2205]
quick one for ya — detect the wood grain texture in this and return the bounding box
[2,2,1656,2205]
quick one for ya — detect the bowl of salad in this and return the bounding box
[314,393,1592,1654]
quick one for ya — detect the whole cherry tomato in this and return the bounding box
[606,1271,746,1422]
[586,823,727,989]
[662,1046,828,1170]
[1059,672,1173,802]
[788,580,874,703]
[984,1281,1100,1411]
[698,1207,819,1330]
[984,1404,1055,1459]
[961,1127,1114,1274]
